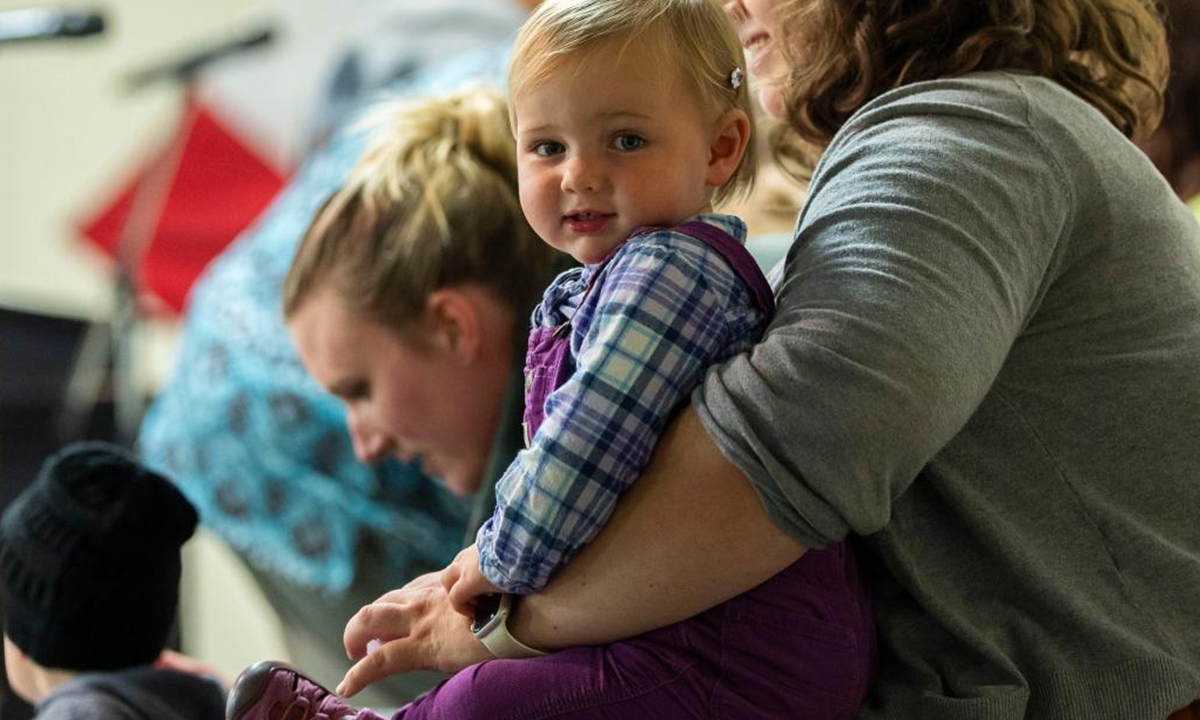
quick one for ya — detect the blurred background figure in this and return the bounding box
[1141,0,1200,212]
[303,0,529,151]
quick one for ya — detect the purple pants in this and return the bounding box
[373,541,875,720]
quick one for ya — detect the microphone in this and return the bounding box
[123,24,275,92]
[0,7,105,45]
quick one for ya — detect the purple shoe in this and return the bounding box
[226,661,359,720]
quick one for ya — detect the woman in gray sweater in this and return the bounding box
[337,0,1200,717]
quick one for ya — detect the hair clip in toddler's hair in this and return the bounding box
[730,67,745,90]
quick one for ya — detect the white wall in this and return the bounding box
[0,0,362,316]
[180,530,289,680]
[0,0,368,681]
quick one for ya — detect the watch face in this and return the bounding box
[472,593,503,635]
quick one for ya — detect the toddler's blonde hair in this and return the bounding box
[509,0,757,204]
[284,88,558,335]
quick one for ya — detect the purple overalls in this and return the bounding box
[391,223,877,720]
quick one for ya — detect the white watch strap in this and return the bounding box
[478,594,548,659]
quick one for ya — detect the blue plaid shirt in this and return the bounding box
[476,214,771,593]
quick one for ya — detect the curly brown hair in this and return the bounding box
[776,0,1169,150]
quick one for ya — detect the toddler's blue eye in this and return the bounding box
[533,141,565,157]
[614,134,645,151]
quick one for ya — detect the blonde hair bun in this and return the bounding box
[284,86,558,331]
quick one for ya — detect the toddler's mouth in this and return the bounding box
[564,212,614,234]
[565,211,613,222]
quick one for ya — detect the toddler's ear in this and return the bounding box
[706,108,751,188]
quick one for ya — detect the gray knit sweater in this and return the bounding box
[696,72,1200,719]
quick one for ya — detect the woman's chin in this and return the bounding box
[758,84,788,122]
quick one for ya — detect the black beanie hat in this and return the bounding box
[0,441,198,671]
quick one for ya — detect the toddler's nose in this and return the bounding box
[561,155,601,194]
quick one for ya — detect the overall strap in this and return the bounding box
[672,220,776,315]
[549,253,614,340]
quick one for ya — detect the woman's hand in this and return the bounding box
[338,571,491,698]
[441,544,503,616]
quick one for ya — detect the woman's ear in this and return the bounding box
[423,288,483,362]
[706,108,752,188]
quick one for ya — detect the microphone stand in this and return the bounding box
[0,7,105,46]
[57,23,275,445]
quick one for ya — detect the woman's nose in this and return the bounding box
[723,0,748,22]
[347,409,393,463]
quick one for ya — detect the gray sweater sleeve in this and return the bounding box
[695,77,1072,547]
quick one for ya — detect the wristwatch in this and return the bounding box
[471,593,547,658]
